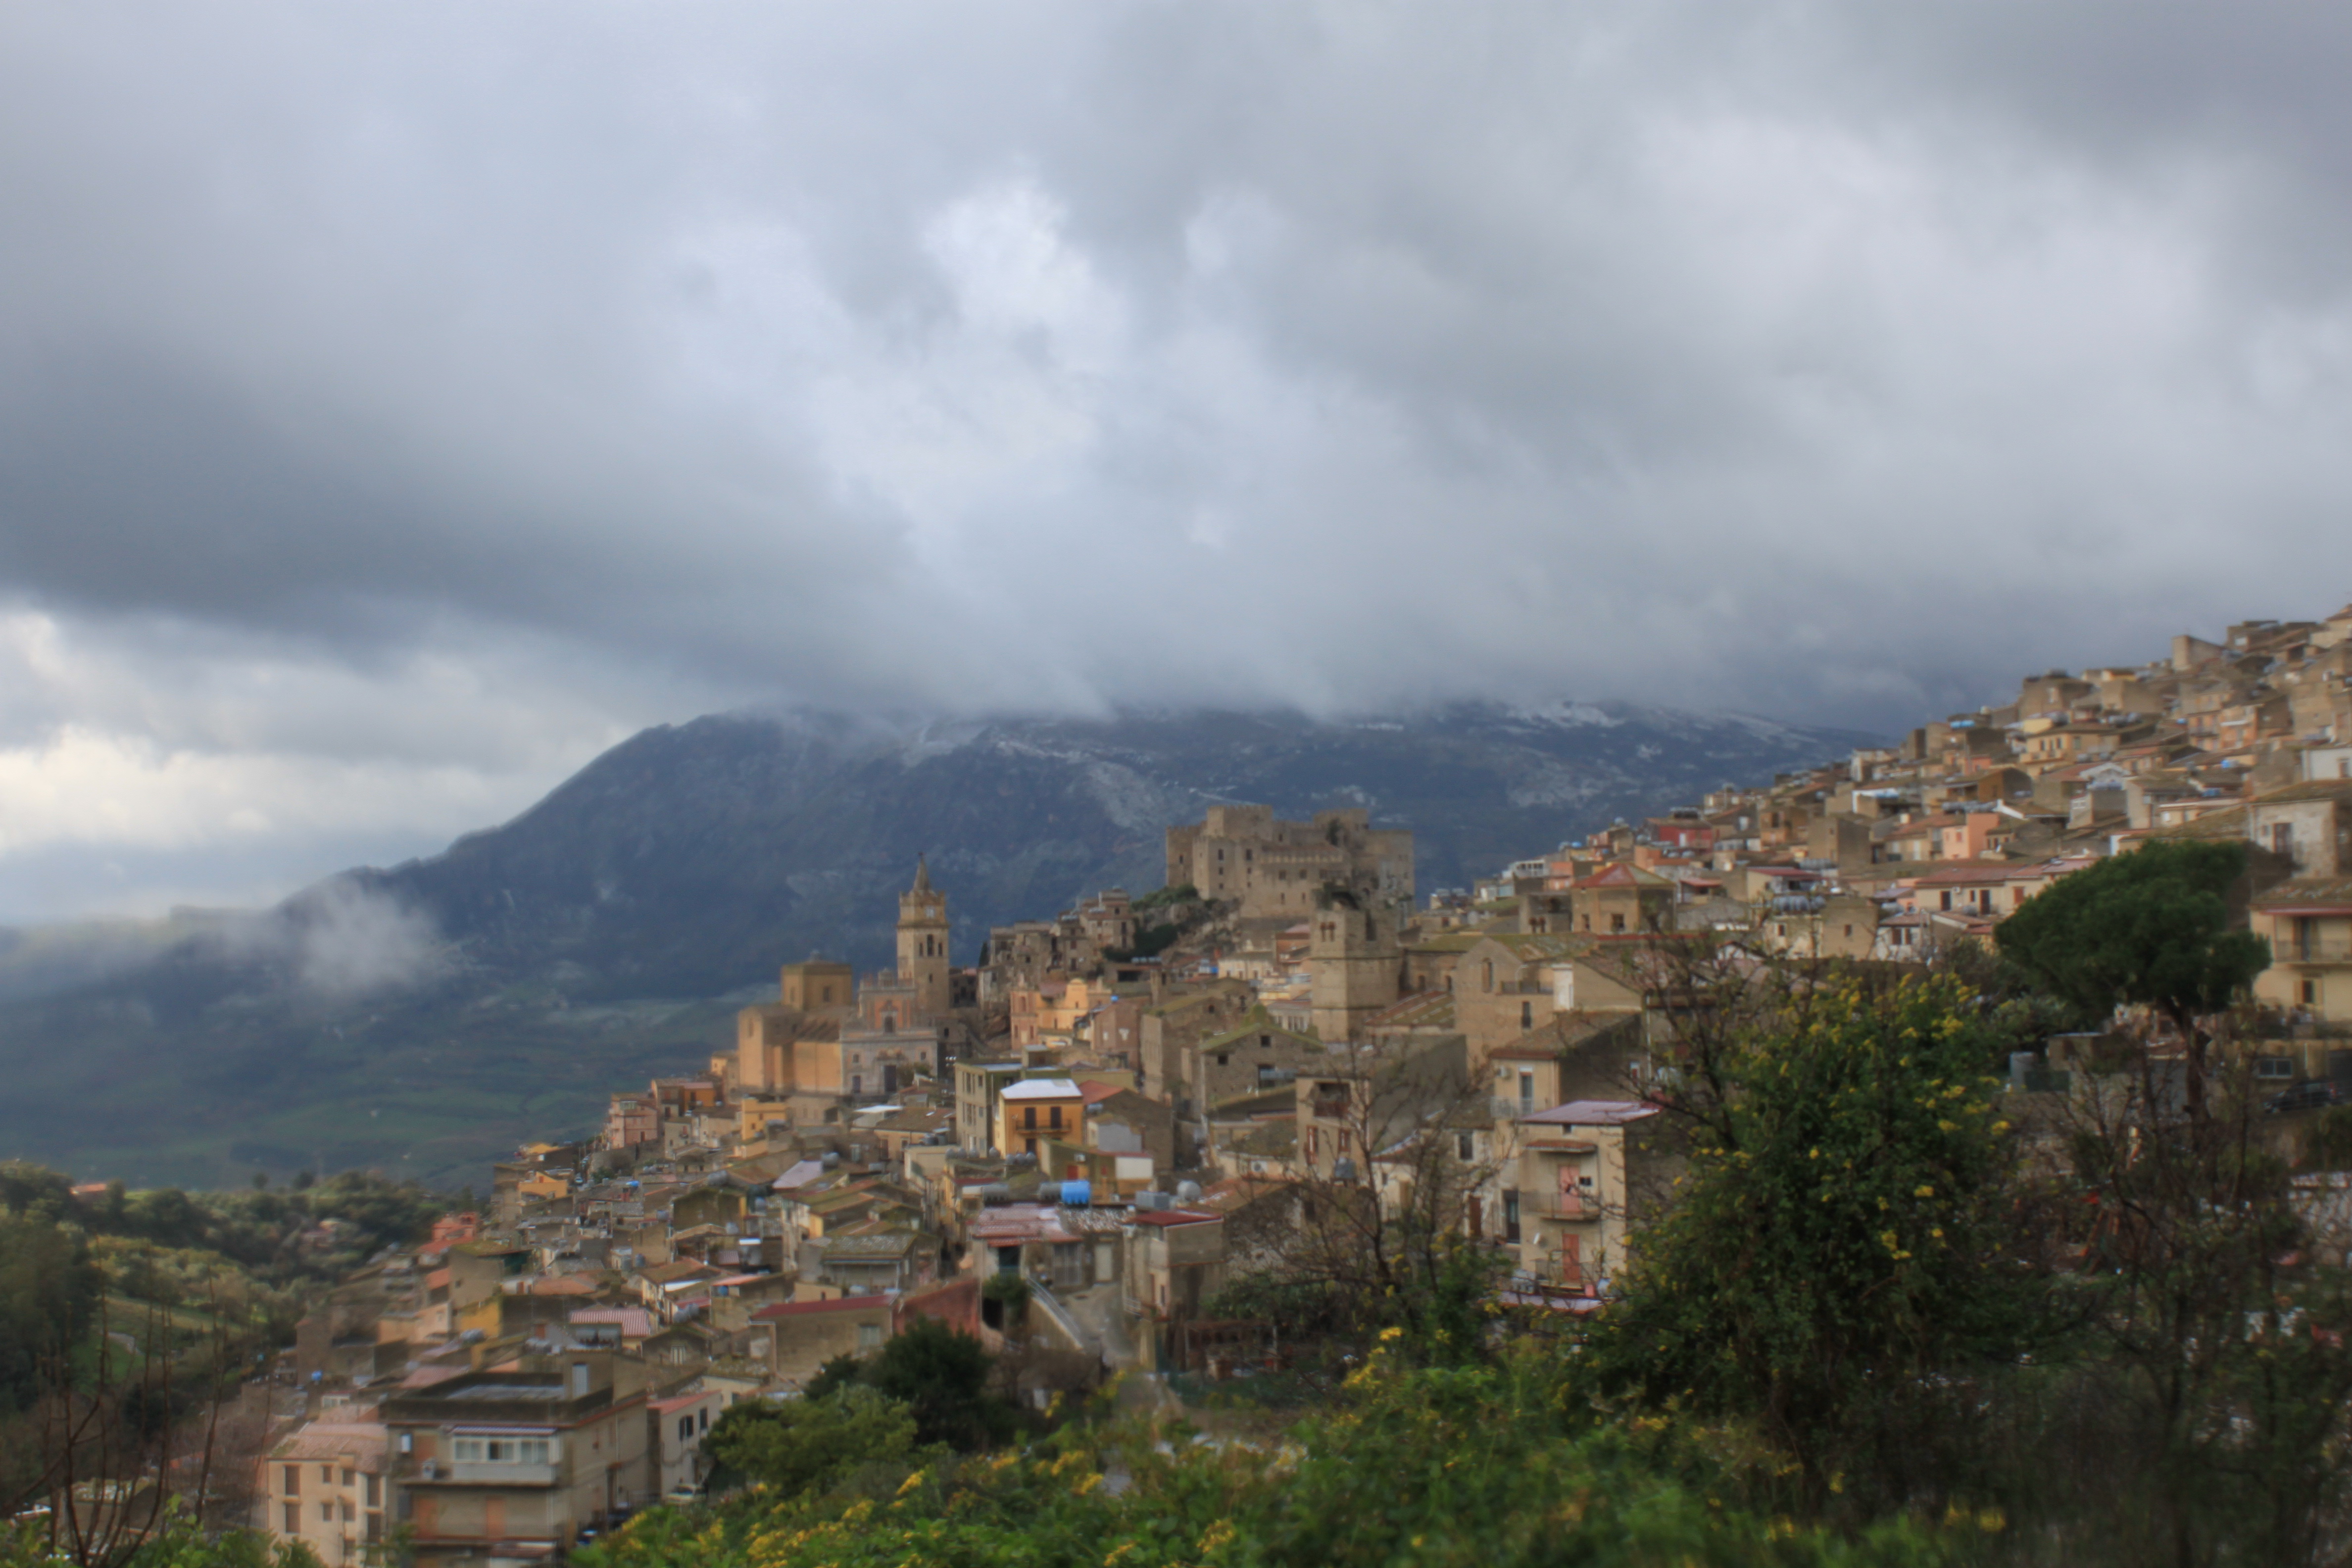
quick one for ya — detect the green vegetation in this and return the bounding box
[705,1385,918,1499]
[1995,839,2270,1105]
[0,1504,327,1568]
[0,1160,446,1415]
[1586,977,2040,1512]
[778,1319,1018,1453]
[584,1349,1960,1568]
[0,985,744,1190]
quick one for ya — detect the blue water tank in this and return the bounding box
[1060,1179,1092,1208]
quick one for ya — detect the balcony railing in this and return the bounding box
[1307,1096,1351,1121]
[2285,940,2352,964]
[1526,1190,1597,1221]
[401,1459,560,1487]
[1493,1097,1539,1120]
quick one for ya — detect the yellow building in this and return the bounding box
[2252,880,2352,1026]
[1511,1099,1659,1295]
[998,1078,1086,1160]
[263,1422,388,1565]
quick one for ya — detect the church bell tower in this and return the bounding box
[896,856,952,1020]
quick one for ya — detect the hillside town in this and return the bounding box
[242,609,2352,1565]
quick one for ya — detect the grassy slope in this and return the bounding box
[0,984,748,1190]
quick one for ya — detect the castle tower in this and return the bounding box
[1309,893,1402,1043]
[896,855,952,1021]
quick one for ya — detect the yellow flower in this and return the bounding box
[1914,1184,1934,1198]
[1379,1325,1405,1342]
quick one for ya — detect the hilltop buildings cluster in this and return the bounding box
[250,610,2352,1565]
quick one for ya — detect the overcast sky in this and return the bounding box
[4,2,2352,922]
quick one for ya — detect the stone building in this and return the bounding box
[379,1354,653,1565]
[896,856,953,1021]
[262,1421,389,1565]
[1165,805,1414,919]
[732,862,956,1137]
[1308,894,1402,1044]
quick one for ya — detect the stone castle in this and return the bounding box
[1163,804,1414,920]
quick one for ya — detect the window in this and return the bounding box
[1610,914,1625,933]
[2274,823,2296,857]
[1048,1106,1063,1129]
[1480,960,1495,992]
[320,1464,334,1485]
[1457,1131,1474,1161]
[282,1504,299,1534]
[2256,1057,2296,1080]
[700,1408,709,1432]
[1519,1001,1532,1030]
[858,1323,883,1351]
[450,1438,550,1465]
[2306,980,2322,1006]
[341,1468,354,1489]
[363,1474,379,1508]
[284,1466,300,1498]
[1502,1190,1521,1243]
[319,1502,333,1524]
[1024,1106,1038,1129]
[679,1416,694,1441]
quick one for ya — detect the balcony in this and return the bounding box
[2283,939,2352,965]
[1526,1189,1597,1221]
[1493,1097,1539,1120]
[1307,1095,1352,1121]
[402,1459,560,1487]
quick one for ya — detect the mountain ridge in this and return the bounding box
[0,699,1873,1186]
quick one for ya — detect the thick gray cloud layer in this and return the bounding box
[3,1,2352,917]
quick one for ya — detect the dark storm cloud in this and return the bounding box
[2,0,2351,914]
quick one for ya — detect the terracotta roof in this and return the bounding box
[748,1294,892,1321]
[1571,863,1674,889]
[2149,804,2251,841]
[2253,878,2352,915]
[1127,1209,1219,1227]
[1520,1099,1659,1127]
[2254,780,2352,804]
[1364,991,1457,1031]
